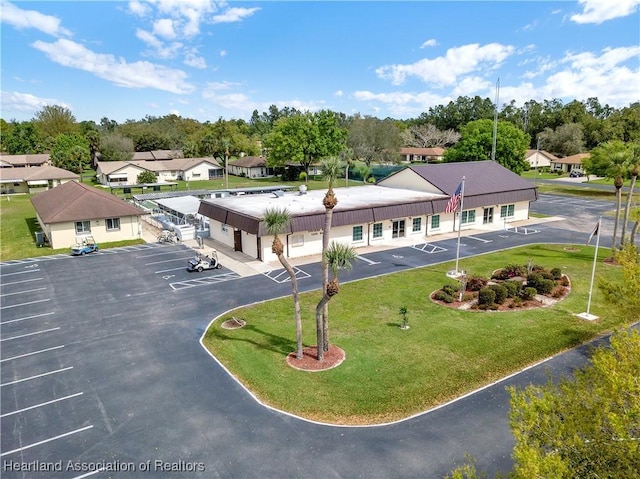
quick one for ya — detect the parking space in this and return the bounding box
[263,266,312,283]
[0,263,96,475]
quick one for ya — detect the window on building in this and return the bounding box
[500,204,515,218]
[352,225,363,241]
[192,172,201,178]
[412,217,422,232]
[431,215,440,229]
[75,221,91,234]
[461,210,476,224]
[372,222,383,238]
[106,218,120,231]
[291,235,304,247]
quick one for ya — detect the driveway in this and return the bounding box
[0,196,628,478]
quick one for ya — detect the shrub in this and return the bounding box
[503,280,522,298]
[442,283,459,296]
[512,296,523,307]
[491,269,509,281]
[521,287,537,300]
[560,276,570,287]
[537,279,555,295]
[298,172,307,181]
[478,287,496,306]
[550,268,562,280]
[467,275,488,292]
[552,286,568,299]
[541,271,555,280]
[526,273,543,290]
[434,291,455,303]
[489,284,508,304]
[504,263,527,277]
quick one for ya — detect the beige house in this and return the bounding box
[31,180,147,249]
[0,165,78,194]
[198,161,538,262]
[524,149,557,169]
[228,156,272,178]
[550,153,590,173]
[96,158,222,185]
[96,161,149,185]
[399,147,445,163]
[0,154,50,167]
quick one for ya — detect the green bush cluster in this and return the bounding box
[521,287,537,300]
[489,284,508,304]
[466,275,488,292]
[434,290,455,303]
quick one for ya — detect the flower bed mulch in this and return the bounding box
[286,345,345,371]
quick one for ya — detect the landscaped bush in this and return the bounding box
[478,287,496,306]
[489,284,508,304]
[466,275,488,292]
[298,172,307,182]
[442,283,459,296]
[526,273,543,290]
[521,287,537,300]
[550,267,562,280]
[433,291,455,303]
[552,286,568,298]
[537,279,555,295]
[503,280,522,298]
[560,276,570,286]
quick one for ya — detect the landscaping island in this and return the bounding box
[202,244,630,425]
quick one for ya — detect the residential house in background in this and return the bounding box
[228,156,272,178]
[550,153,590,173]
[0,165,78,194]
[524,149,557,169]
[30,180,147,249]
[95,157,222,185]
[0,154,51,168]
[399,147,445,163]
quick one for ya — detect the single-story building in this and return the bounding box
[0,165,78,194]
[399,147,445,163]
[0,154,51,168]
[96,158,222,185]
[550,153,590,173]
[524,149,557,169]
[198,161,538,262]
[30,180,147,249]
[228,156,273,178]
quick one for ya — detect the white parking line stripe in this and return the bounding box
[0,287,47,297]
[1,366,73,387]
[1,392,83,418]
[0,311,55,325]
[1,345,64,363]
[72,468,106,479]
[1,327,60,342]
[1,277,43,286]
[145,256,193,266]
[155,266,186,274]
[0,425,93,457]
[0,298,50,310]
[0,269,40,277]
[137,250,182,258]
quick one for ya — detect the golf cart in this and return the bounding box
[187,250,222,272]
[71,236,99,255]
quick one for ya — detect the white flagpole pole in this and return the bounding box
[585,216,601,315]
[454,176,466,274]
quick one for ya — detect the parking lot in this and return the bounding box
[0,192,620,478]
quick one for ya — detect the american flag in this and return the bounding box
[586,221,599,245]
[445,182,462,214]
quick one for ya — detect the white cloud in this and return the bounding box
[211,7,261,24]
[419,39,437,49]
[334,90,344,97]
[571,0,640,24]
[153,18,176,39]
[127,0,151,17]
[1,90,71,114]
[376,43,515,86]
[136,28,183,58]
[32,39,194,94]
[219,50,227,57]
[184,51,207,69]
[353,89,448,117]
[0,0,71,37]
[451,77,492,97]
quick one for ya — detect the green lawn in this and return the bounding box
[0,194,145,261]
[203,244,629,425]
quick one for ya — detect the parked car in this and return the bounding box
[71,236,99,255]
[570,170,586,178]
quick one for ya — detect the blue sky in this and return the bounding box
[1,0,639,124]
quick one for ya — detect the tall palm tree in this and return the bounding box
[314,242,356,360]
[629,207,640,246]
[620,150,639,245]
[318,157,345,354]
[613,174,625,250]
[264,207,303,359]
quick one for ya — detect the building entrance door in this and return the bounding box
[392,220,405,238]
[483,207,494,224]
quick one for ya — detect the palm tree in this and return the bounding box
[263,207,303,359]
[629,207,640,246]
[620,148,639,245]
[318,157,345,354]
[314,242,356,360]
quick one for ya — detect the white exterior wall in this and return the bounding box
[208,220,236,249]
[99,165,146,185]
[45,215,142,249]
[184,163,221,181]
[526,152,551,168]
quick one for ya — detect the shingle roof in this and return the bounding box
[400,147,445,156]
[0,165,78,182]
[0,154,50,166]
[31,181,146,224]
[553,153,590,165]
[96,161,148,175]
[525,149,558,161]
[97,158,221,175]
[229,156,267,168]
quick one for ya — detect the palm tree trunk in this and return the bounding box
[321,207,334,352]
[631,220,638,246]
[277,252,303,359]
[315,293,331,360]
[613,186,622,251]
[620,175,637,245]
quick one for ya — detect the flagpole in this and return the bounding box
[585,216,601,316]
[454,176,466,274]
